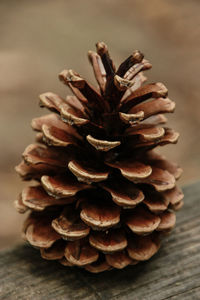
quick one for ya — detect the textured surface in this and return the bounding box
[0,182,200,299]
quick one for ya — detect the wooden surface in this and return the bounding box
[0,182,200,300]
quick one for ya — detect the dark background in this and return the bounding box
[0,0,199,249]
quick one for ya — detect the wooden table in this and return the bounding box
[0,182,200,300]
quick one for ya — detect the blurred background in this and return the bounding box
[0,0,199,249]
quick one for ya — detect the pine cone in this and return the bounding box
[15,42,183,273]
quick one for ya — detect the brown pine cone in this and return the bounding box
[15,42,183,273]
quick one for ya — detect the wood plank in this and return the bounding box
[0,182,200,300]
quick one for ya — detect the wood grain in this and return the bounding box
[0,182,200,300]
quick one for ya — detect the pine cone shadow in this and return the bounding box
[13,243,156,299]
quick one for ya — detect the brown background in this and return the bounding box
[0,0,199,249]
